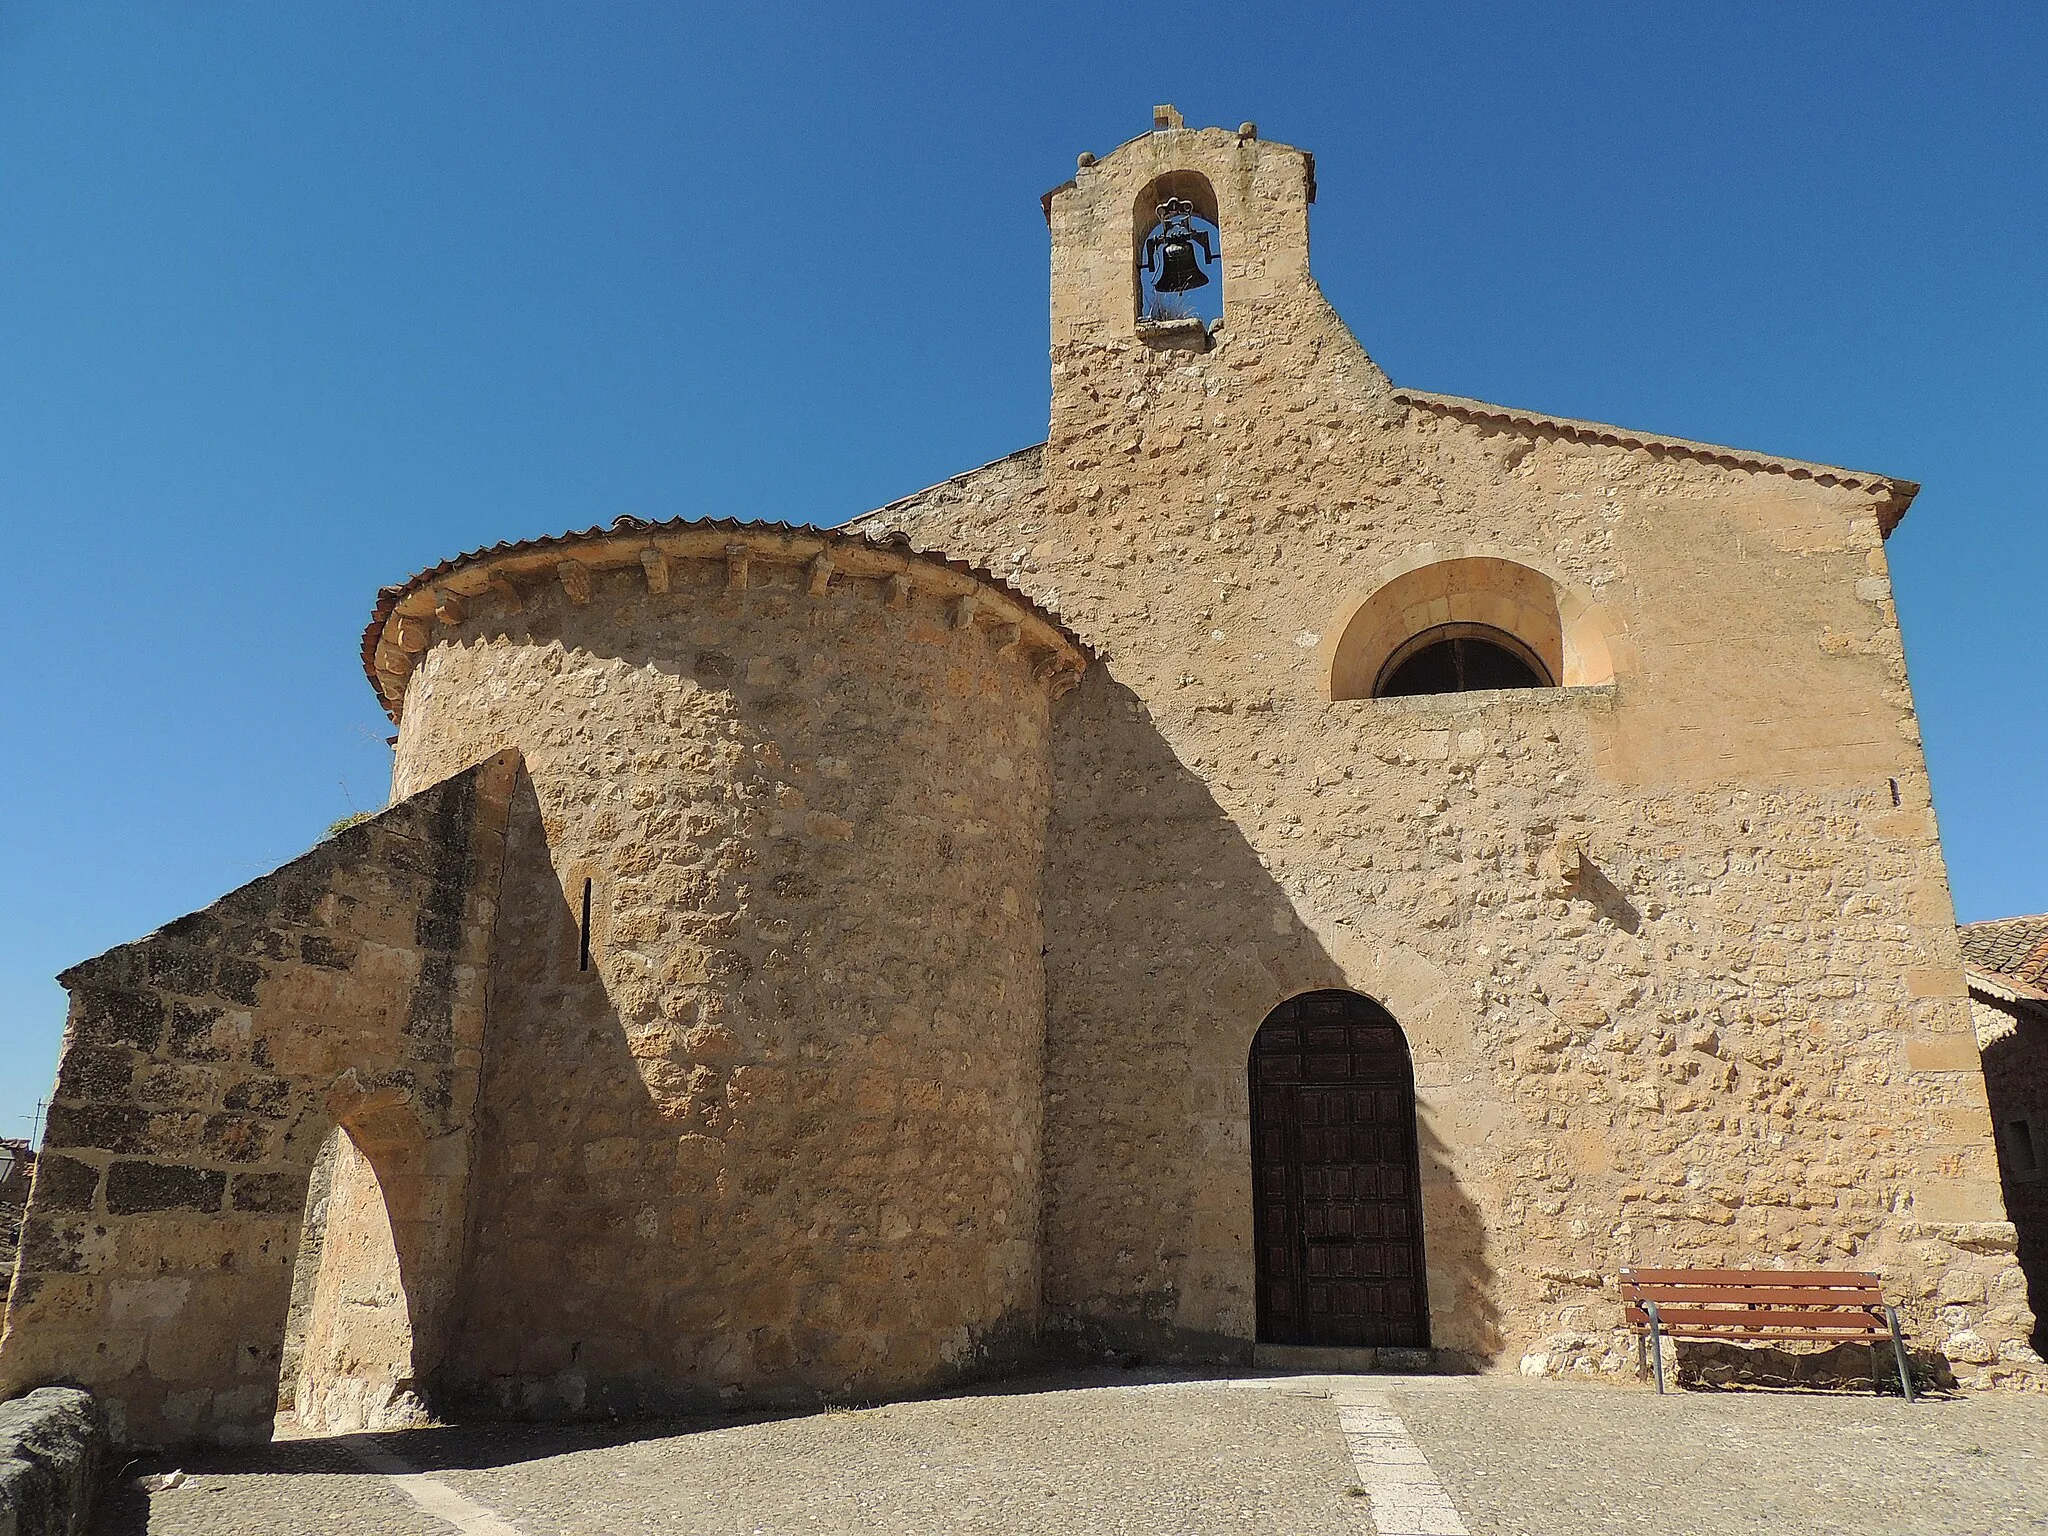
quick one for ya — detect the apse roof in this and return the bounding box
[360,513,1090,720]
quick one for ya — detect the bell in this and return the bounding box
[1153,238,1210,293]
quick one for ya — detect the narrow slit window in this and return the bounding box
[579,878,593,972]
[2007,1118,2039,1177]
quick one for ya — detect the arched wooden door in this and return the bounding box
[1250,990,1430,1348]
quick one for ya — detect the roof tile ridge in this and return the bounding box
[1966,966,2048,1006]
[1958,912,2048,932]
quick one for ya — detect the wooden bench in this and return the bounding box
[1620,1268,1915,1401]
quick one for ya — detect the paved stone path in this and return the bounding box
[1390,1374,2048,1536]
[96,1371,2048,1536]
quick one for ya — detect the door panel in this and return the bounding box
[1249,990,1429,1348]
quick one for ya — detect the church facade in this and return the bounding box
[2,109,2034,1447]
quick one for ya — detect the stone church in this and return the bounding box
[2,108,2035,1447]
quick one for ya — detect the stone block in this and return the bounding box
[67,989,164,1053]
[229,1169,308,1214]
[1903,1035,1983,1074]
[1904,966,1968,1000]
[103,1161,227,1216]
[0,1388,106,1536]
[27,1156,101,1216]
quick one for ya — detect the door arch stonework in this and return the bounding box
[1249,989,1430,1348]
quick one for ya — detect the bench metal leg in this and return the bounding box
[1887,1306,1915,1403]
[1646,1301,1666,1395]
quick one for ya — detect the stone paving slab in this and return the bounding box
[95,1371,2048,1536]
[104,1374,1368,1536]
[1388,1376,2048,1536]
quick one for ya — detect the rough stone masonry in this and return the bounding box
[0,108,2034,1447]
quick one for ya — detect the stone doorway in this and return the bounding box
[1249,990,1430,1348]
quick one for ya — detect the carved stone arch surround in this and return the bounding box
[1321,543,1634,702]
[1190,901,1500,1361]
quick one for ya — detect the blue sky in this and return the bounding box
[2,4,2043,1139]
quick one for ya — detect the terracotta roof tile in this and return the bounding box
[1958,914,2048,992]
[361,513,1089,721]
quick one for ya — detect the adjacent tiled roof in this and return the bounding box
[1394,390,1919,535]
[1959,915,2048,995]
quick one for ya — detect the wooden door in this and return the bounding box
[1250,990,1429,1348]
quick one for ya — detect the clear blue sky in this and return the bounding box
[3,4,2043,1139]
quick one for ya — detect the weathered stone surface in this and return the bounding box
[1971,985,2048,1365]
[102,1163,226,1217]
[382,526,1083,1417]
[0,1386,105,1536]
[0,758,517,1447]
[1,109,2035,1453]
[21,1161,96,1218]
[855,112,2032,1376]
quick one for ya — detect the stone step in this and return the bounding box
[1252,1344,1442,1373]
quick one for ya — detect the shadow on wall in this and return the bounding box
[1978,1015,2048,1359]
[1035,671,1500,1369]
[0,758,511,1448]
[428,766,702,1420]
[398,589,1059,1421]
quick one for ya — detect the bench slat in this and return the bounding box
[1626,1307,1888,1334]
[1626,1285,1884,1307]
[1622,1268,1879,1287]
[1636,1328,1897,1343]
[1619,1265,1915,1402]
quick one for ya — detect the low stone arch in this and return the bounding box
[288,1087,467,1433]
[1323,547,1630,701]
[0,755,515,1446]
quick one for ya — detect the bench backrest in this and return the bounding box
[1620,1267,1891,1336]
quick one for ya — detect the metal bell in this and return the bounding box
[1142,196,1216,297]
[1153,239,1210,293]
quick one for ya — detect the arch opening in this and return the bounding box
[1248,989,1430,1348]
[280,1108,442,1435]
[1328,555,1623,702]
[1375,622,1552,697]
[1132,171,1222,328]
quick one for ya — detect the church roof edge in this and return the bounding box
[1393,388,1919,535]
[361,510,1090,722]
[846,442,1046,527]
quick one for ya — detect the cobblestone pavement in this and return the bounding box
[95,1371,2048,1536]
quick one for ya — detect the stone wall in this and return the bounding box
[369,522,1084,1414]
[1975,990,2048,1360]
[856,117,2034,1377]
[0,757,514,1445]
